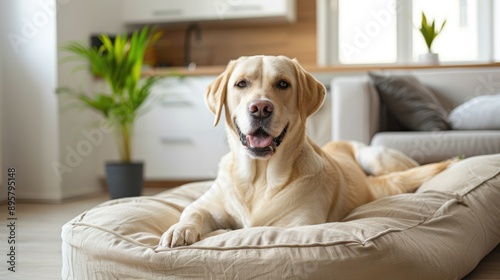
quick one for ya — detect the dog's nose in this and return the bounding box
[249,100,274,119]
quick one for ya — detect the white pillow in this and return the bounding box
[448,94,500,130]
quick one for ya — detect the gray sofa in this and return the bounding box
[331,68,500,164]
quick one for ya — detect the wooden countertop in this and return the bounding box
[143,62,500,77]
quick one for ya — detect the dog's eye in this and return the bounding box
[277,80,290,90]
[235,80,247,88]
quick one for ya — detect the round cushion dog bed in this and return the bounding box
[61,154,500,279]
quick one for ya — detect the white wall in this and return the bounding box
[0,0,61,200]
[0,28,4,201]
[0,0,125,201]
[56,0,124,198]
[494,0,500,62]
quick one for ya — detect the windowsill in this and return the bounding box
[305,61,500,74]
[143,61,500,77]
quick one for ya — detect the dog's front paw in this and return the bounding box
[159,223,201,248]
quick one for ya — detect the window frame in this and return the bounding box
[317,0,496,66]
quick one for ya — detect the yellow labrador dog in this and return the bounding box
[159,55,455,248]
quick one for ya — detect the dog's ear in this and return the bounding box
[292,58,326,118]
[205,60,236,126]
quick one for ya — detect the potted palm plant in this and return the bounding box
[58,26,161,199]
[418,12,446,64]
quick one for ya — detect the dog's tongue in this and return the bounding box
[247,134,273,148]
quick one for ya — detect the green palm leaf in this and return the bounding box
[419,12,446,53]
[57,26,162,162]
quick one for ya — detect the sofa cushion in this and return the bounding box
[368,73,450,131]
[448,94,500,130]
[62,154,500,279]
[371,130,500,164]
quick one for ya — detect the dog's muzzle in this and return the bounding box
[235,122,288,158]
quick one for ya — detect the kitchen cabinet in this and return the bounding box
[133,76,229,180]
[123,0,296,24]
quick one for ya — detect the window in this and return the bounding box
[338,0,397,64]
[412,0,479,62]
[317,0,496,65]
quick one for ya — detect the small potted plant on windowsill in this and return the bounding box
[57,26,161,199]
[418,12,446,64]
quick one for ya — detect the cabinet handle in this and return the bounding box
[152,9,183,17]
[160,100,193,107]
[160,137,193,145]
[229,5,262,11]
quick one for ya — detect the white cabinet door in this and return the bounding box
[214,0,296,22]
[123,0,295,24]
[123,0,214,24]
[133,76,229,180]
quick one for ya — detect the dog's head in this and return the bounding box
[205,55,326,159]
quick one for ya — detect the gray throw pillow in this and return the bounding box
[369,73,450,131]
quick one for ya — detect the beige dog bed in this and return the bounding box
[62,154,500,279]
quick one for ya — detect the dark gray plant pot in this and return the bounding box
[105,162,144,199]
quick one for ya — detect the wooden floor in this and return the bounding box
[1,189,499,280]
[464,246,500,280]
[1,189,166,280]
